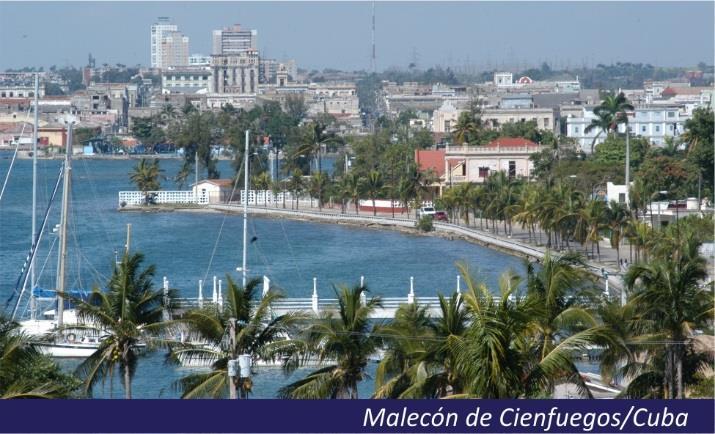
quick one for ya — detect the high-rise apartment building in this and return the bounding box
[212,24,257,55]
[160,31,190,68]
[150,17,189,68]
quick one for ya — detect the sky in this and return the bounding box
[0,1,713,72]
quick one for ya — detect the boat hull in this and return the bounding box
[33,342,98,358]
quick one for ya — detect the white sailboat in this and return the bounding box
[11,102,103,357]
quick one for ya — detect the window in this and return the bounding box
[574,126,580,134]
[667,111,675,118]
[641,125,647,133]
[669,124,674,131]
[479,167,489,178]
[461,163,466,177]
[619,193,626,203]
[544,117,550,128]
[655,125,660,132]
[508,161,516,178]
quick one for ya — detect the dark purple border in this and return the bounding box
[0,399,712,433]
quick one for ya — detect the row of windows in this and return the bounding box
[0,91,35,97]
[573,123,680,134]
[167,76,209,81]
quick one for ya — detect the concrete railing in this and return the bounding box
[119,190,197,206]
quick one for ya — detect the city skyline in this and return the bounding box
[0,1,713,72]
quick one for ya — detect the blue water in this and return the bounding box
[1,155,531,398]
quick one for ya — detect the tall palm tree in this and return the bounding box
[69,252,170,399]
[585,92,634,154]
[363,170,384,216]
[279,284,382,399]
[607,200,630,263]
[344,172,363,215]
[624,236,712,399]
[452,112,478,145]
[288,169,304,210]
[293,122,343,175]
[172,277,302,399]
[308,172,329,210]
[129,159,163,205]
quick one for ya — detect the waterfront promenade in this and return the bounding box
[204,202,626,296]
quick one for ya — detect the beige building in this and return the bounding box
[210,51,259,94]
[481,107,557,132]
[444,137,543,184]
[431,100,463,133]
[160,31,190,67]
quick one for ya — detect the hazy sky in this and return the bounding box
[1,1,713,71]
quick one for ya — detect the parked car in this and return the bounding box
[434,211,448,222]
[417,206,436,218]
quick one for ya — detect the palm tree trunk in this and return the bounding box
[372,198,377,216]
[123,347,132,399]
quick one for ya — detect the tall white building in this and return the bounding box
[212,24,257,55]
[150,17,189,69]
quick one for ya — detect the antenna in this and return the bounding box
[371,0,376,74]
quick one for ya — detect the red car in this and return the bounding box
[434,211,448,222]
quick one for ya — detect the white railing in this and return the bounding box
[118,190,197,206]
[240,190,295,205]
[446,145,546,154]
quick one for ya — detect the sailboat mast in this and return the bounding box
[56,121,73,328]
[30,73,39,320]
[242,130,249,288]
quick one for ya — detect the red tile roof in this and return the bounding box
[486,137,539,147]
[415,149,445,177]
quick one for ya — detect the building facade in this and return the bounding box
[444,138,543,184]
[160,31,190,68]
[161,66,212,94]
[210,51,259,94]
[566,106,691,152]
[212,24,257,55]
[150,17,178,68]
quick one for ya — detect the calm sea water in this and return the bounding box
[0,154,533,398]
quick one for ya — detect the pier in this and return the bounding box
[165,275,447,319]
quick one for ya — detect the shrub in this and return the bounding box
[416,215,434,232]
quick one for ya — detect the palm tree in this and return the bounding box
[344,172,363,215]
[308,172,328,210]
[69,252,170,399]
[363,170,384,216]
[607,200,630,263]
[288,169,304,209]
[585,92,634,154]
[452,112,478,145]
[172,277,302,398]
[279,284,382,399]
[0,317,78,398]
[293,122,343,175]
[129,159,163,205]
[624,236,712,398]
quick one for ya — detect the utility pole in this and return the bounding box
[30,73,39,320]
[227,317,237,399]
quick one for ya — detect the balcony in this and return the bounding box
[446,145,546,155]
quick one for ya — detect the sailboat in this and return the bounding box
[10,108,103,357]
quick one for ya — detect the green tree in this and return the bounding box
[682,107,714,200]
[279,284,382,399]
[288,169,305,209]
[172,277,302,398]
[452,112,478,145]
[585,92,634,154]
[69,252,171,398]
[636,155,699,199]
[624,236,713,398]
[129,159,163,205]
[0,318,80,398]
[363,170,384,216]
